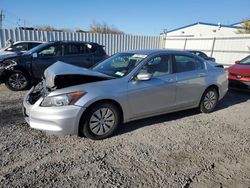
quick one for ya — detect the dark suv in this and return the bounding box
[0,41,108,91]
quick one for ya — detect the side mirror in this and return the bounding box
[235,60,240,64]
[136,72,152,81]
[32,52,38,58]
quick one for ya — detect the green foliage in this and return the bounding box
[237,20,250,34]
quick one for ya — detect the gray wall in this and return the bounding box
[0,29,164,55]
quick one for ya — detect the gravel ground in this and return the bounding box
[0,84,250,188]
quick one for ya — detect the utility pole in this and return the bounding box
[0,10,5,29]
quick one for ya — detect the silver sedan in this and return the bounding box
[23,50,228,140]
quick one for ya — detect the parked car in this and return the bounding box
[228,55,250,90]
[188,50,224,68]
[188,50,216,62]
[0,41,108,91]
[23,49,228,140]
[0,41,43,57]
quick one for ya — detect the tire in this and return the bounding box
[80,103,120,140]
[199,87,218,113]
[5,70,31,91]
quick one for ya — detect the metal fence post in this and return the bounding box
[211,37,216,57]
[184,38,187,50]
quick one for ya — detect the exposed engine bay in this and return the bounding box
[27,61,113,105]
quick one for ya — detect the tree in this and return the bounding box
[36,25,71,32]
[237,20,250,34]
[75,28,88,33]
[89,21,124,34]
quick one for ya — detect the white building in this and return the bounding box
[165,22,244,37]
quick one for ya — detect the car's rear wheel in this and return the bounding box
[80,103,120,140]
[199,87,218,113]
[5,70,31,91]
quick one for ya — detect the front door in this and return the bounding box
[127,55,177,120]
[31,44,62,79]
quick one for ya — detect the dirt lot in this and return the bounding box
[0,85,249,188]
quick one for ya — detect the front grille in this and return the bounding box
[28,80,49,105]
[28,92,43,105]
[229,72,250,78]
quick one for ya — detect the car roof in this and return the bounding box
[187,50,203,53]
[49,41,102,46]
[14,41,45,44]
[124,49,194,56]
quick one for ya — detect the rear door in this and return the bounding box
[172,54,207,108]
[61,43,93,68]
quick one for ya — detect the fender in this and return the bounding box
[0,65,31,82]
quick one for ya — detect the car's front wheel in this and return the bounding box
[80,102,120,140]
[199,87,218,113]
[5,70,31,91]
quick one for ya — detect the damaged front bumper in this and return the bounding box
[23,85,86,135]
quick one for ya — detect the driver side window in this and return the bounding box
[140,55,170,77]
[39,45,61,57]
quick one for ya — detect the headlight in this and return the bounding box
[3,59,17,70]
[40,91,85,107]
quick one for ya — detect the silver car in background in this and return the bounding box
[23,50,228,140]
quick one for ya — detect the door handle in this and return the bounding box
[198,73,207,77]
[166,78,175,83]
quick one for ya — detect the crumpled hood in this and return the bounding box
[0,51,18,61]
[44,61,113,88]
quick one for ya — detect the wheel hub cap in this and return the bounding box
[204,91,216,110]
[89,108,115,135]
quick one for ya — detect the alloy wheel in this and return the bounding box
[8,73,28,90]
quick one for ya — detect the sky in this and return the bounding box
[0,0,250,35]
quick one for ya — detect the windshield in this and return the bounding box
[92,53,147,78]
[5,43,28,52]
[24,42,50,55]
[240,56,250,65]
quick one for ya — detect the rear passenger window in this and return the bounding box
[173,55,204,73]
[86,44,98,53]
[65,44,81,55]
[64,44,97,55]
